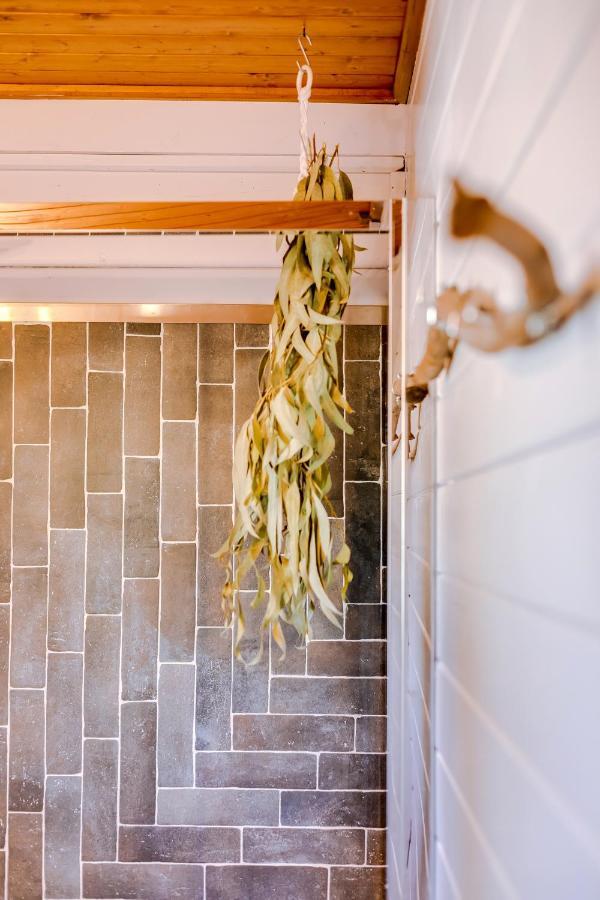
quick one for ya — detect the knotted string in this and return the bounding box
[296,63,313,179]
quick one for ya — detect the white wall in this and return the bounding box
[0,101,404,307]
[392,1,600,898]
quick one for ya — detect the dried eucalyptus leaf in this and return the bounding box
[218,146,355,658]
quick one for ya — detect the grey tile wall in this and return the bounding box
[0,321,386,899]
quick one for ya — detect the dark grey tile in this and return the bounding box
[157,664,195,788]
[234,348,263,431]
[8,812,43,900]
[270,623,306,676]
[0,728,6,845]
[158,788,278,827]
[160,543,196,662]
[195,627,231,750]
[281,790,386,828]
[10,567,47,688]
[82,739,118,862]
[235,323,270,347]
[161,421,196,541]
[124,457,160,578]
[345,360,381,481]
[345,603,387,640]
[198,323,233,384]
[198,384,232,504]
[243,827,364,865]
[84,615,120,738]
[13,445,48,566]
[206,864,327,900]
[87,372,122,493]
[233,714,354,752]
[307,640,386,677]
[47,653,83,774]
[120,702,156,825]
[367,828,386,866]
[50,408,85,527]
[119,825,239,864]
[195,751,315,789]
[345,324,381,360]
[356,716,387,753]
[319,753,386,790]
[48,529,85,652]
[270,676,386,716]
[330,866,386,900]
[9,689,44,811]
[51,323,86,408]
[0,610,7,725]
[83,862,204,900]
[346,481,381,603]
[163,324,197,420]
[86,494,122,614]
[127,322,161,335]
[197,505,232,626]
[232,599,269,714]
[0,361,12,480]
[0,483,10,603]
[45,775,81,899]
[125,335,161,455]
[14,324,49,443]
[122,579,159,701]
[88,323,123,371]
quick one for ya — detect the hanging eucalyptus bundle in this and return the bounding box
[217,145,356,658]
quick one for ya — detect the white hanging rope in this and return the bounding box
[296,33,313,179]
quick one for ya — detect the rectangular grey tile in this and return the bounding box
[160,543,196,662]
[122,579,159,701]
[330,866,386,900]
[124,456,160,577]
[10,567,47,688]
[206,864,327,900]
[281,790,385,828]
[124,334,160,455]
[367,828,386,866]
[234,348,263,431]
[86,493,122,614]
[0,483,10,603]
[319,753,386,790]
[83,862,204,900]
[0,361,12,479]
[88,323,123,372]
[82,739,118,862]
[346,481,381,604]
[87,372,123,492]
[243,827,364,865]
[50,408,85,527]
[47,653,83,775]
[232,600,269,714]
[0,323,11,359]
[9,689,44,811]
[84,615,120,738]
[233,714,354,752]
[307,640,386,677]
[158,788,278,826]
[195,627,231,751]
[48,529,85,651]
[13,444,48,565]
[163,324,197,419]
[120,702,156,825]
[235,323,270,347]
[0,728,6,846]
[14,324,49,443]
[195,751,315,789]
[270,676,386,716]
[345,360,381,480]
[161,421,196,541]
[197,384,232,504]
[127,322,160,335]
[119,825,239,864]
[345,603,386,640]
[345,324,381,360]
[197,505,231,626]
[355,716,387,753]
[270,622,306,675]
[8,812,43,900]
[51,323,86,407]
[198,323,233,383]
[157,664,195,787]
[45,775,81,899]
[0,606,9,724]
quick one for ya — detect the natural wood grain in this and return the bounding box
[0,303,387,324]
[0,83,395,101]
[393,0,426,102]
[0,0,405,15]
[0,71,392,88]
[0,200,384,232]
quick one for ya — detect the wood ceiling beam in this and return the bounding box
[393,0,426,103]
[0,201,385,233]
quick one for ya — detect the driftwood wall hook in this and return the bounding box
[393,180,600,457]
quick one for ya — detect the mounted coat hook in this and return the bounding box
[393,180,600,456]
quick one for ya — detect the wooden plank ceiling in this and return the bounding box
[0,0,424,103]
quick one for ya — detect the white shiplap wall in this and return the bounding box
[392,0,600,898]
